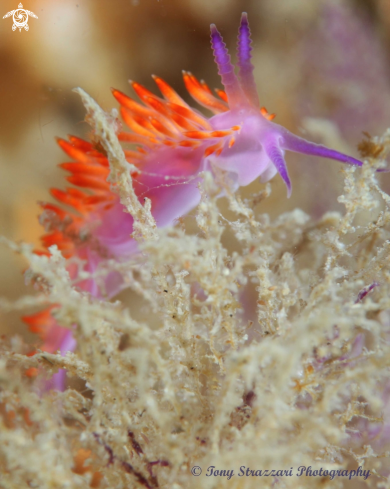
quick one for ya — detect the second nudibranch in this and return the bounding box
[24,13,364,388]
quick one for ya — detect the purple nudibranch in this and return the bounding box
[23,12,377,390]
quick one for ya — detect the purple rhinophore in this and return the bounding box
[210,23,243,107]
[237,12,259,108]
[237,13,252,70]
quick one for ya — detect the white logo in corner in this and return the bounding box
[3,3,38,32]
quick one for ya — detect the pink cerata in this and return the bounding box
[23,13,365,388]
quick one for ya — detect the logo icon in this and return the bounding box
[3,3,38,32]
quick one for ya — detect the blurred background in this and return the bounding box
[1,0,390,337]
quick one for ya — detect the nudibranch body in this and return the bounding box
[24,13,364,388]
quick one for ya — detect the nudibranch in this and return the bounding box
[23,13,364,388]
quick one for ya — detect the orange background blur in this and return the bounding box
[1,0,390,337]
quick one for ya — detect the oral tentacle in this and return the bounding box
[264,136,292,197]
[237,12,260,108]
[282,131,363,167]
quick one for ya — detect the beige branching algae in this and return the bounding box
[1,92,390,487]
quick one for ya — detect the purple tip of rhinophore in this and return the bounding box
[210,23,233,75]
[238,12,251,65]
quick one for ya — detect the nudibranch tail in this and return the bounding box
[237,12,260,108]
[210,23,244,108]
[22,305,76,389]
